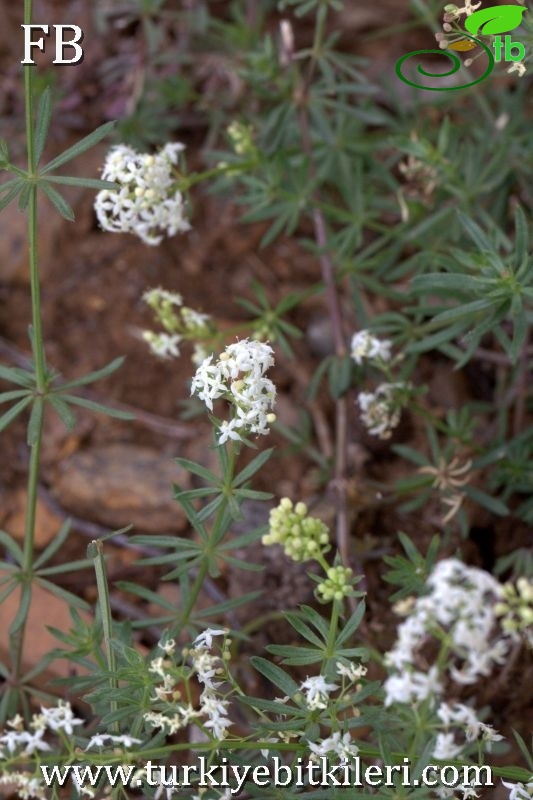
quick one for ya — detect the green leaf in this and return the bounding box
[0,530,24,565]
[0,396,33,433]
[34,519,72,569]
[36,577,90,610]
[35,87,52,166]
[40,181,75,221]
[406,321,467,354]
[265,644,324,665]
[233,448,274,487]
[463,485,508,516]
[194,591,263,617]
[0,364,34,387]
[47,394,77,430]
[457,211,493,252]
[0,389,31,404]
[0,178,25,212]
[44,176,118,191]
[512,730,533,772]
[173,458,219,485]
[53,356,125,391]
[27,396,44,446]
[411,273,481,295]
[41,121,115,173]
[37,558,93,576]
[513,206,529,269]
[297,605,330,639]
[18,181,32,211]
[250,656,299,697]
[283,612,324,648]
[335,601,366,647]
[0,138,9,164]
[428,298,492,327]
[392,445,429,467]
[328,353,353,398]
[9,583,32,635]
[114,581,178,610]
[62,394,134,420]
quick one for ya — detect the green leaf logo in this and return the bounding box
[464,5,526,35]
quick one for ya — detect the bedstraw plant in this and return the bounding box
[0,0,532,799]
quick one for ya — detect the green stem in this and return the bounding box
[326,599,340,659]
[24,2,46,392]
[178,560,210,633]
[89,539,119,732]
[10,0,48,691]
[174,441,237,636]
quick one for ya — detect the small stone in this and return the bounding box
[51,444,190,533]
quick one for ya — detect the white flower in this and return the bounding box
[143,288,183,307]
[335,661,367,681]
[199,688,232,740]
[357,382,405,439]
[502,779,533,800]
[191,649,222,690]
[94,143,190,245]
[0,772,47,800]
[433,732,463,759]
[85,733,141,750]
[143,331,182,358]
[193,628,227,650]
[0,729,50,756]
[300,675,338,710]
[351,330,392,365]
[158,636,176,655]
[383,666,442,707]
[39,701,83,735]
[444,0,482,19]
[191,339,276,444]
[308,731,359,761]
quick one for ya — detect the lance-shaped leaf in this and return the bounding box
[27,396,44,446]
[34,87,53,166]
[52,356,125,391]
[62,394,135,420]
[41,121,115,174]
[40,181,75,221]
[0,178,25,212]
[0,363,34,387]
[0,396,33,433]
[44,176,118,191]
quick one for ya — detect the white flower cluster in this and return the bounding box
[142,287,214,361]
[433,702,503,759]
[383,665,443,707]
[94,143,190,245]
[191,339,276,444]
[145,628,232,741]
[383,558,515,779]
[385,558,512,686]
[357,382,405,439]
[351,330,392,366]
[0,702,83,758]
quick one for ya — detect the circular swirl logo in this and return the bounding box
[395,33,494,91]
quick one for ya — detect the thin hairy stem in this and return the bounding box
[10,0,48,689]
